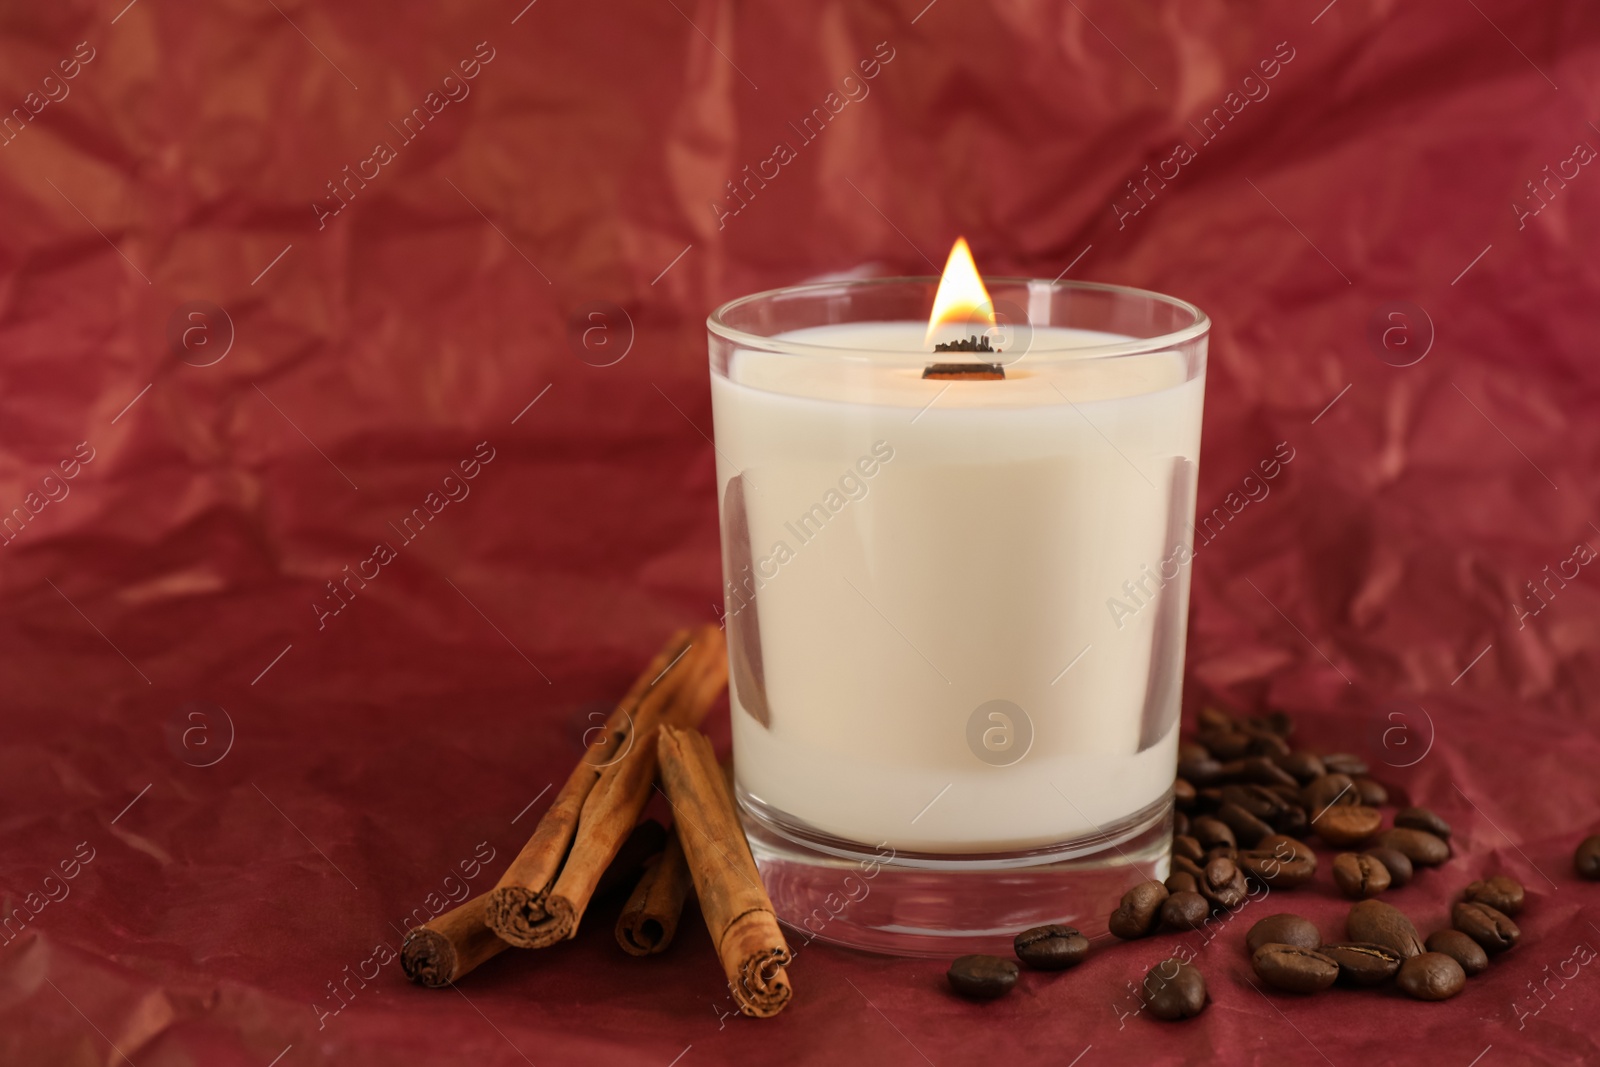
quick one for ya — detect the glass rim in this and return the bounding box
[706,275,1210,363]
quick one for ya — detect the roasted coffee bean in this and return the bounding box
[1198,705,1237,731]
[1463,875,1525,916]
[1452,901,1520,954]
[1173,778,1197,810]
[1196,787,1225,810]
[1425,929,1489,977]
[1313,805,1382,847]
[1221,784,1289,821]
[1216,801,1273,847]
[1320,942,1403,986]
[1271,804,1310,836]
[1332,852,1391,899]
[1170,854,1205,881]
[1241,713,1292,739]
[1141,958,1207,1021]
[1575,835,1600,880]
[1200,856,1248,910]
[1109,881,1169,939]
[1274,750,1327,784]
[1178,745,1224,786]
[1393,806,1451,840]
[1322,753,1369,777]
[1245,731,1291,759]
[1221,756,1298,788]
[1365,847,1414,888]
[1346,899,1425,958]
[1165,870,1199,895]
[1246,913,1321,955]
[1353,778,1389,807]
[1374,827,1451,867]
[1301,773,1356,813]
[1397,952,1465,1001]
[1240,835,1318,888]
[1252,943,1339,993]
[1199,729,1252,760]
[1173,810,1190,836]
[1013,925,1089,971]
[1172,834,1205,863]
[1191,816,1237,851]
[947,954,1019,999]
[1161,891,1212,932]
[1204,845,1237,866]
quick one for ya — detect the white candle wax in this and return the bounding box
[712,322,1203,852]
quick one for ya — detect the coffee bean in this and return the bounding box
[1373,827,1451,867]
[1346,899,1425,958]
[1221,756,1299,788]
[1425,929,1489,977]
[1198,706,1236,732]
[1246,914,1321,954]
[1255,710,1295,737]
[1173,810,1190,836]
[1353,778,1389,807]
[1170,854,1205,881]
[1221,784,1291,821]
[1109,881,1169,939]
[1574,835,1600,880]
[1452,901,1520,954]
[1397,952,1465,1001]
[1141,958,1207,1020]
[1245,731,1292,759]
[1013,925,1089,971]
[1217,801,1274,847]
[1201,856,1249,910]
[1172,834,1204,863]
[1322,753,1369,777]
[947,954,1019,999]
[1197,787,1225,809]
[1274,751,1327,784]
[1173,778,1197,811]
[1200,729,1252,759]
[1204,845,1238,866]
[1165,871,1198,894]
[1301,773,1356,813]
[1320,942,1403,986]
[1313,805,1382,847]
[1365,847,1414,888]
[1333,852,1391,898]
[1271,804,1310,836]
[1161,891,1211,932]
[1240,836,1318,889]
[1178,745,1224,786]
[1191,816,1236,851]
[1394,806,1452,840]
[1252,943,1339,993]
[1463,875,1525,916]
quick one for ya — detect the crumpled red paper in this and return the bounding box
[3,1,1599,1064]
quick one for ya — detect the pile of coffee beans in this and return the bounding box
[944,704,1596,1020]
[1244,880,1525,1003]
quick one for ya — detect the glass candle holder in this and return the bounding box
[707,277,1208,956]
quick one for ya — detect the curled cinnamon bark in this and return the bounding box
[481,628,695,945]
[615,829,692,955]
[490,625,728,948]
[657,725,791,1018]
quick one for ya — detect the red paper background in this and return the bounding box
[3,1,1598,1063]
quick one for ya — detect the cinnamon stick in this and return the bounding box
[403,819,669,987]
[615,828,692,955]
[482,628,694,945]
[657,725,791,1018]
[490,624,728,948]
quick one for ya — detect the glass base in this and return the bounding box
[739,788,1173,958]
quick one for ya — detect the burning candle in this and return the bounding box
[708,241,1208,952]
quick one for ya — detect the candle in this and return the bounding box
[712,322,1202,852]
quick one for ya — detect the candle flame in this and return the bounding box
[925,237,995,344]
